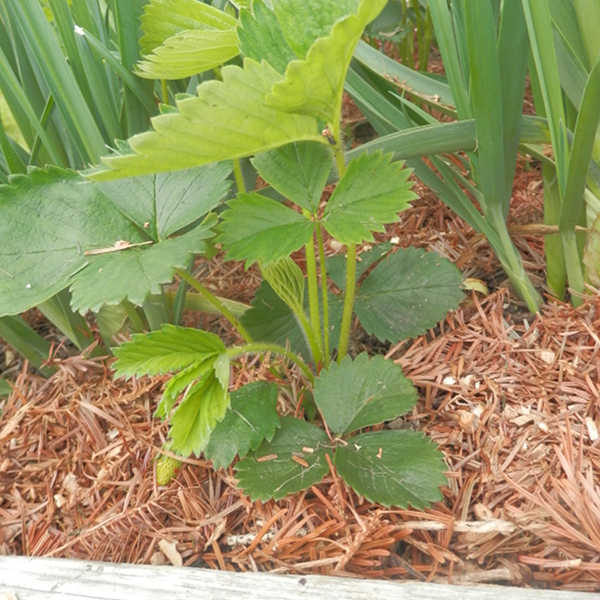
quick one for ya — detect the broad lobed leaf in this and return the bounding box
[335,430,447,508]
[139,0,236,54]
[314,353,417,436]
[322,151,416,244]
[112,324,226,378]
[92,59,325,180]
[235,416,330,501]
[137,29,240,80]
[266,0,388,123]
[168,372,230,457]
[0,166,227,317]
[251,141,333,212]
[218,192,313,266]
[354,248,464,342]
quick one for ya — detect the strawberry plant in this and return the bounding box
[109,0,463,505]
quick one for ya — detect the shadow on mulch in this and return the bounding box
[1,163,600,592]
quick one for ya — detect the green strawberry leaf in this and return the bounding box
[237,0,296,75]
[314,353,416,436]
[354,248,464,342]
[240,281,343,361]
[140,0,237,54]
[261,257,305,316]
[217,193,313,266]
[326,241,394,290]
[205,381,281,469]
[235,416,330,501]
[112,324,226,378]
[272,0,360,58]
[69,224,214,314]
[266,0,387,123]
[251,141,333,212]
[322,152,416,244]
[96,163,231,241]
[168,371,230,457]
[334,430,447,508]
[0,167,227,317]
[156,358,217,419]
[137,30,240,79]
[92,59,325,180]
[0,167,144,316]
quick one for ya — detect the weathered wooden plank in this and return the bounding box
[0,556,596,600]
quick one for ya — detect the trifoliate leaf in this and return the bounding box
[137,30,240,79]
[266,0,387,122]
[0,167,144,316]
[69,225,214,314]
[237,0,296,75]
[112,324,226,378]
[334,430,447,508]
[314,354,416,436]
[217,193,313,266]
[235,416,330,501]
[322,152,416,244]
[205,381,280,469]
[240,281,343,361]
[354,248,464,342]
[0,166,227,317]
[140,0,237,54]
[251,141,332,212]
[326,242,394,290]
[168,372,230,457]
[93,59,325,180]
[156,358,217,419]
[261,257,305,316]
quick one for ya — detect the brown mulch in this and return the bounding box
[1,160,600,593]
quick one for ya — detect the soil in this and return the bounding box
[1,74,600,594]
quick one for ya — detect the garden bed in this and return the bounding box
[1,165,599,593]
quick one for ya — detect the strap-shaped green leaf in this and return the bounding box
[261,257,305,316]
[235,416,330,501]
[266,0,387,123]
[237,0,296,75]
[322,151,416,244]
[354,248,463,342]
[218,192,313,266]
[112,324,226,378]
[205,381,280,469]
[93,59,324,179]
[314,353,417,436]
[140,0,236,54]
[251,141,332,212]
[334,430,446,508]
[137,30,240,79]
[168,371,230,457]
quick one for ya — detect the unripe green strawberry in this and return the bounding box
[155,454,182,485]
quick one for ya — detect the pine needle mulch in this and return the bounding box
[1,165,600,593]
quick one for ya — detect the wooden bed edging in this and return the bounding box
[0,556,597,600]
